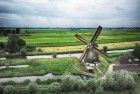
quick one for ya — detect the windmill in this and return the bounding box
[75,26,108,73]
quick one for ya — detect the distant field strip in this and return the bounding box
[37,41,140,53]
[0,29,140,47]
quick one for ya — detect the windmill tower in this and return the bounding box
[75,26,108,73]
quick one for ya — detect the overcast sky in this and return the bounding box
[0,0,140,27]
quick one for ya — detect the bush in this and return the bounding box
[103,46,108,56]
[0,84,4,94]
[5,54,26,59]
[102,70,136,91]
[30,61,40,66]
[36,79,61,84]
[37,49,42,52]
[22,79,31,84]
[47,82,62,93]
[17,38,26,47]
[61,74,84,91]
[3,85,16,94]
[5,35,26,53]
[27,82,38,94]
[53,54,57,58]
[86,78,98,91]
[95,86,104,94]
[26,46,36,52]
[0,42,4,49]
[1,81,16,85]
[20,49,26,56]
[86,77,102,91]
[132,44,140,59]
[36,79,41,84]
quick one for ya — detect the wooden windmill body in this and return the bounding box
[75,26,107,71]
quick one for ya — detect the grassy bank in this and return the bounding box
[0,51,129,78]
[0,58,85,78]
[0,72,139,94]
[37,41,140,53]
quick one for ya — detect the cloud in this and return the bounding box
[0,0,140,27]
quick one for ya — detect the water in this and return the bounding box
[0,65,29,70]
[0,73,61,83]
[0,49,133,60]
[26,49,133,59]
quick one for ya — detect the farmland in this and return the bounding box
[0,28,140,48]
[0,51,130,78]
[0,57,85,78]
[0,28,140,94]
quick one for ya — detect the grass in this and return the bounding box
[0,57,85,78]
[37,41,140,53]
[0,51,129,78]
[0,28,140,47]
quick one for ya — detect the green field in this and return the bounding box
[0,28,140,94]
[0,51,129,78]
[0,57,85,78]
[0,28,140,47]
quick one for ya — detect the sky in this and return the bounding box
[0,0,140,27]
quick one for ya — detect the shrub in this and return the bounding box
[53,54,57,58]
[5,35,26,53]
[5,53,26,59]
[26,46,36,52]
[30,61,40,66]
[2,81,16,85]
[132,44,140,59]
[95,86,104,94]
[36,79,61,84]
[47,82,62,93]
[3,85,16,94]
[103,46,108,56]
[20,49,26,56]
[86,78,98,91]
[37,49,42,52]
[102,70,136,91]
[36,90,41,94]
[0,84,4,94]
[36,79,41,84]
[46,79,61,84]
[27,82,38,94]
[22,79,31,84]
[0,42,4,49]
[17,38,26,48]
[61,74,84,91]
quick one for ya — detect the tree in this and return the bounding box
[0,42,4,49]
[132,44,140,59]
[103,46,108,56]
[3,85,16,94]
[17,38,26,48]
[5,35,26,53]
[20,48,26,56]
[15,28,20,34]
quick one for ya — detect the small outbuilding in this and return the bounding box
[113,56,140,74]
